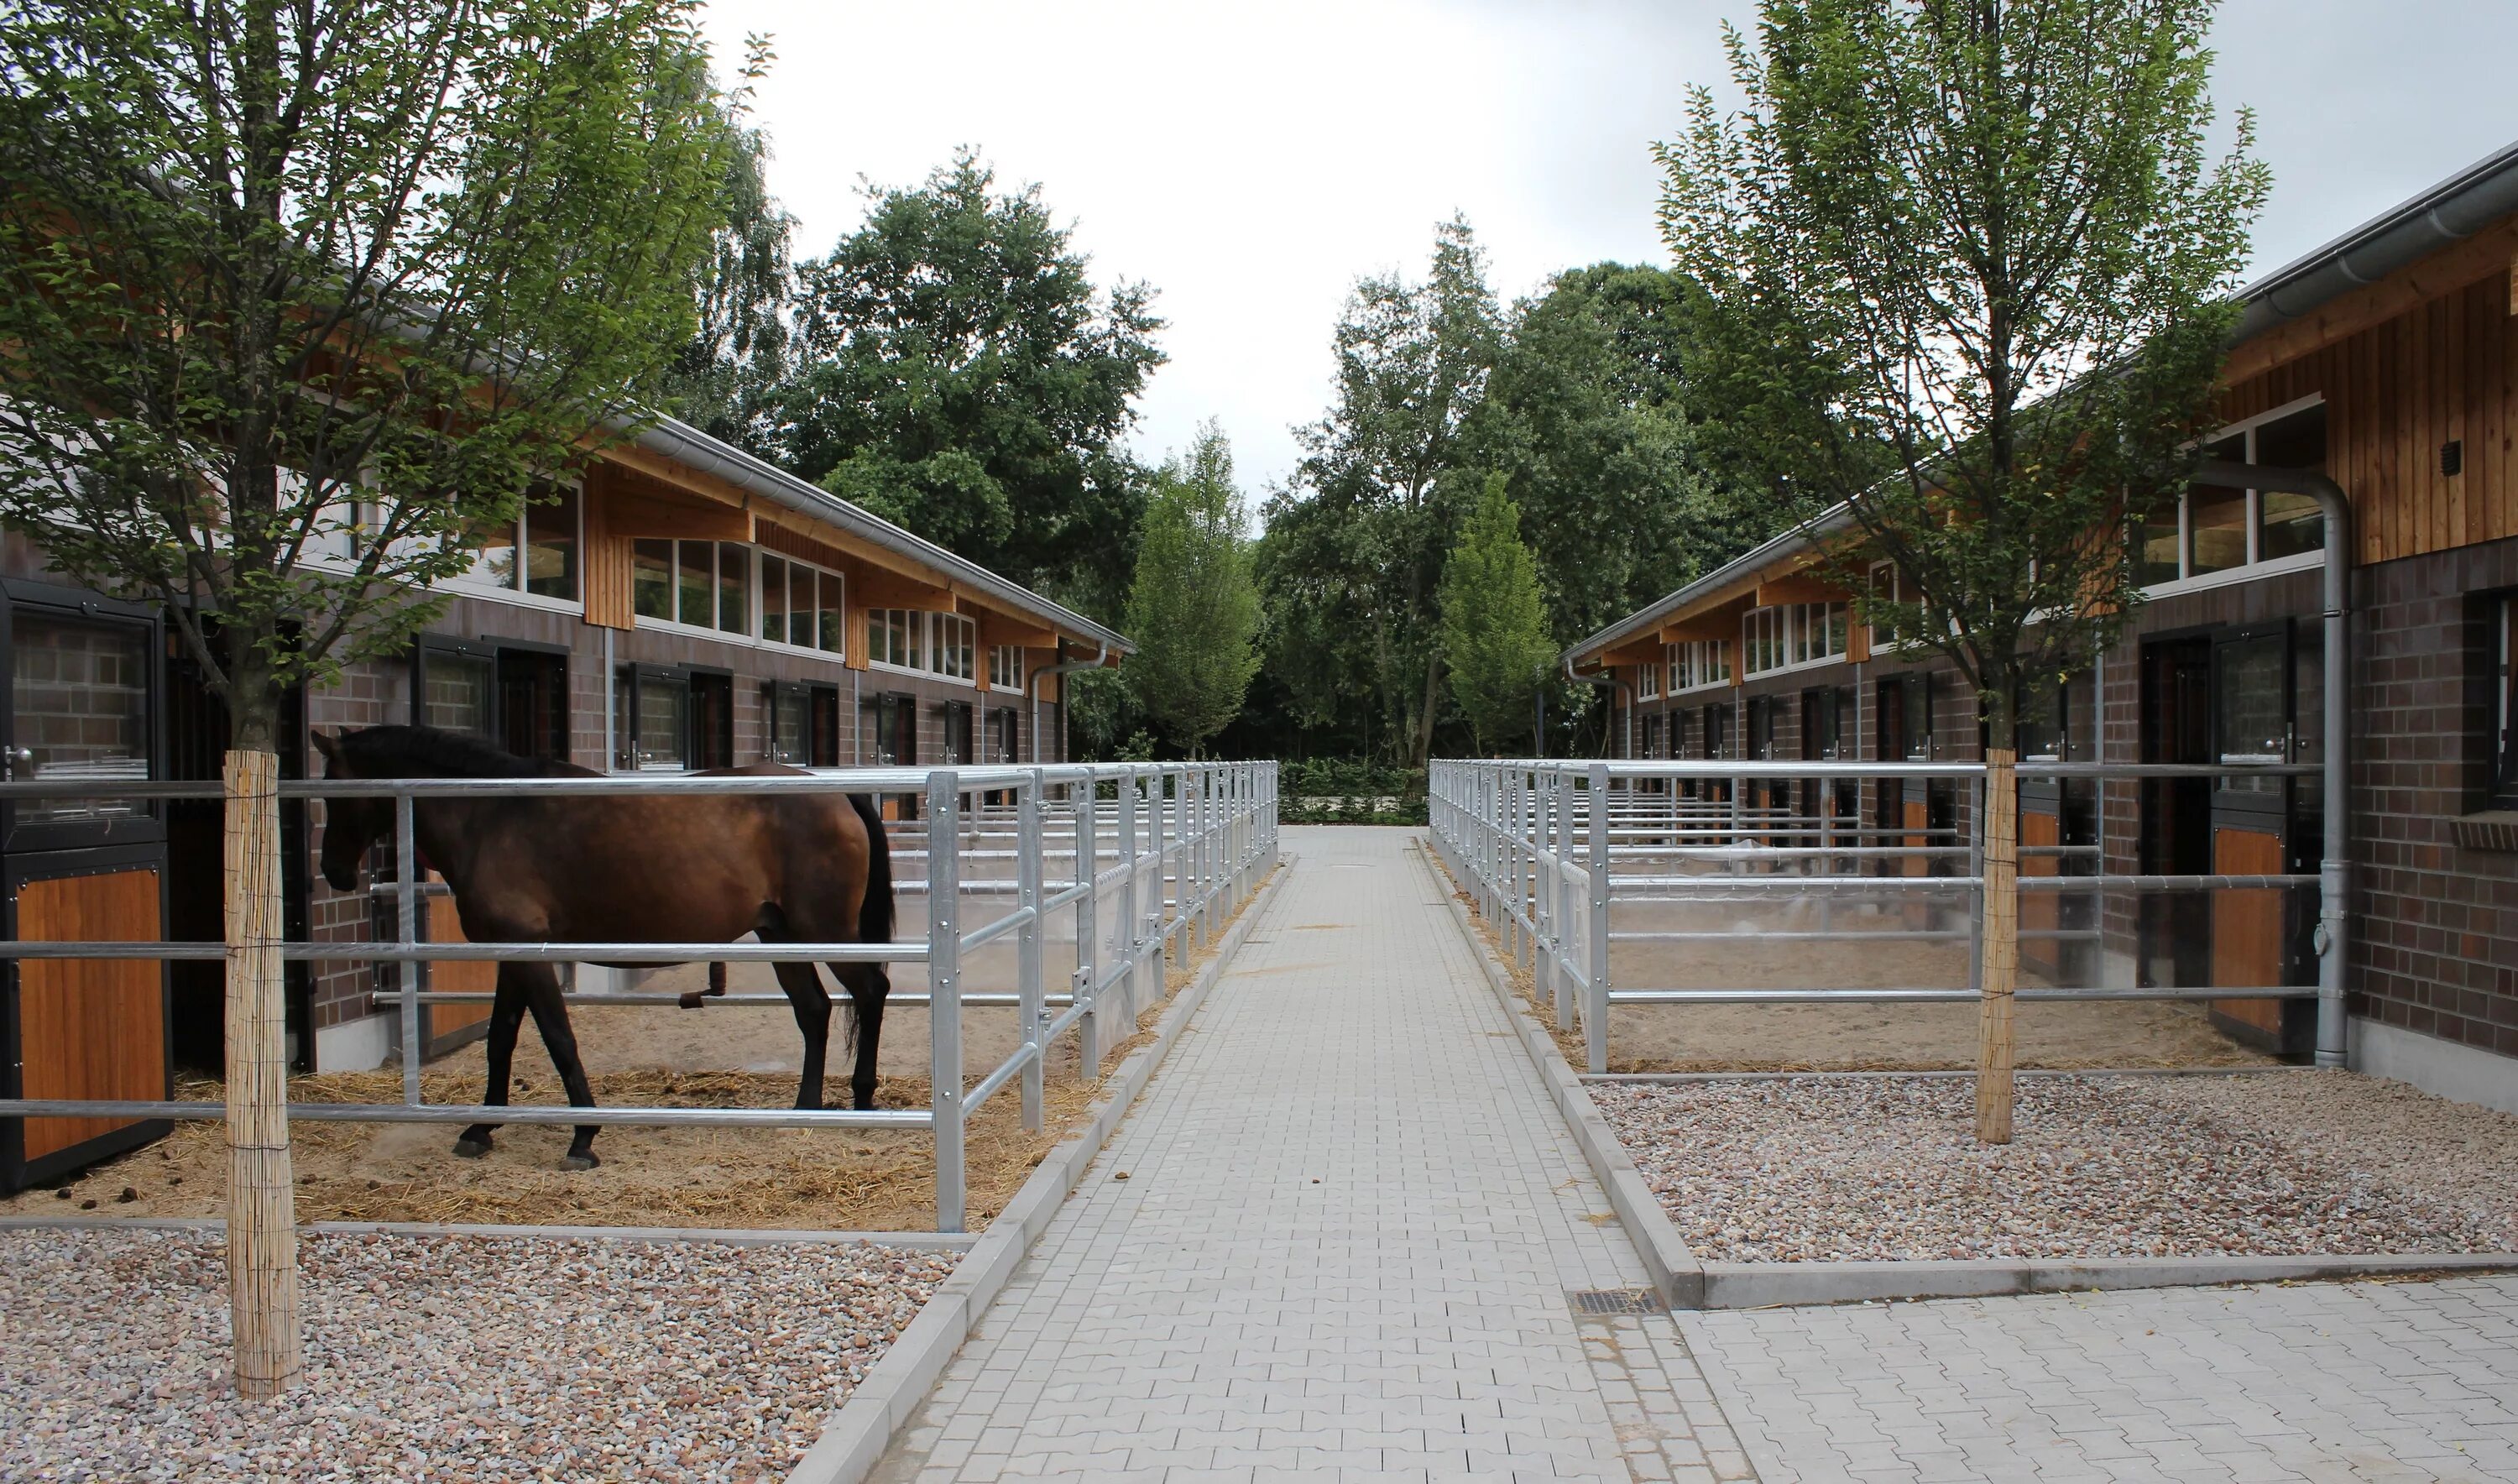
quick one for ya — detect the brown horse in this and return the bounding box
[313,724,894,1170]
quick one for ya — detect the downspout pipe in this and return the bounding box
[1029,639,1110,764]
[2193,459,2352,1068]
[1564,655,1636,760]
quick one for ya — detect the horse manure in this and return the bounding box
[169,1176,182,1187]
[117,1188,137,1204]
[1112,1171,1131,1181]
[52,1188,70,1199]
[78,1199,96,1210]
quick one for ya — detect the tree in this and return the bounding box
[0,0,729,1392]
[1258,216,1500,766]
[1439,475,1557,754]
[659,34,796,457]
[1657,0,2268,1140]
[1476,264,1768,648]
[1123,424,1262,757]
[778,150,1165,614]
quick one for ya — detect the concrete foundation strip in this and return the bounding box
[1417,840,2518,1311]
[782,854,1292,1484]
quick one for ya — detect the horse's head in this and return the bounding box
[311,729,390,893]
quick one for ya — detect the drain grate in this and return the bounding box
[1568,1286,1664,1316]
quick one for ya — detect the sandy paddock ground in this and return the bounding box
[2,876,1266,1233]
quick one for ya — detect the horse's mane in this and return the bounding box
[339,725,582,779]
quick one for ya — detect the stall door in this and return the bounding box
[3,859,168,1190]
[422,878,495,1054]
[2,597,170,1192]
[2138,638,2213,990]
[2208,625,2295,1043]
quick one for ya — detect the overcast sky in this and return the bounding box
[697,0,2518,499]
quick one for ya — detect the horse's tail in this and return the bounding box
[838,792,895,1063]
[849,792,895,948]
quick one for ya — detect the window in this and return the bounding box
[869,609,977,684]
[9,612,149,824]
[1669,640,1731,692]
[1638,656,1661,700]
[455,485,580,603]
[614,666,691,771]
[2497,597,2518,807]
[632,540,844,656]
[2142,400,2327,592]
[422,651,496,739]
[989,645,1025,692]
[765,682,842,766]
[1742,601,1848,677]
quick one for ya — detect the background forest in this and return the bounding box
[671,98,1777,769]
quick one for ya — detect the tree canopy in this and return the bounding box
[1439,474,1557,754]
[1123,424,1262,757]
[1656,0,2268,743]
[776,150,1165,614]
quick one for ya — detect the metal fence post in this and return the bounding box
[1149,773,1170,1000]
[395,792,421,1105]
[1016,770,1045,1131]
[1554,769,1576,1032]
[1117,767,1140,1032]
[1075,771,1102,1078]
[927,771,966,1232]
[1587,760,1612,1075]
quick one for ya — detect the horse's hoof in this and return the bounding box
[452,1137,492,1159]
[676,991,704,1009]
[561,1152,600,1173]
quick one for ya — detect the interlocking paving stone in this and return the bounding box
[874,827,1751,1482]
[1681,1276,2518,1483]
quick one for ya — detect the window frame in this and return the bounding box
[2141,394,2330,600]
[1742,600,1848,679]
[446,479,585,613]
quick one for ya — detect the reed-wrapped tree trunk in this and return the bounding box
[1975,746,2019,1144]
[223,747,300,1396]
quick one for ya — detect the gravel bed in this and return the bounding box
[1596,1070,2518,1264]
[0,1226,956,1481]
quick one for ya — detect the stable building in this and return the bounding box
[1,413,1127,1191]
[1566,141,2518,1114]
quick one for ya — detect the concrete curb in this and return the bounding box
[783,854,1291,1484]
[1585,1067,2308,1084]
[1413,840,1708,1310]
[1696,1251,2518,1309]
[0,1215,976,1249]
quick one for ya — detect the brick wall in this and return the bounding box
[2351,538,2518,1058]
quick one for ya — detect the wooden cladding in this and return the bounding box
[13,869,165,1162]
[2220,268,2518,565]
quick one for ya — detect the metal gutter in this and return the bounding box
[2230,138,2518,343]
[619,413,1134,656]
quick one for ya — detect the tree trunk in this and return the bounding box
[1974,745,2019,1144]
[223,745,300,1396]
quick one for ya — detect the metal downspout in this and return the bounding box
[1030,639,1111,764]
[1563,656,1636,759]
[2193,458,2353,1067]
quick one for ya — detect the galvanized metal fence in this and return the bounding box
[0,760,1278,1231]
[1429,758,2332,1074]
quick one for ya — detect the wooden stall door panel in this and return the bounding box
[1902,799,1930,877]
[2211,826,2285,1034]
[426,875,495,1041]
[16,870,163,1161]
[2019,810,2062,980]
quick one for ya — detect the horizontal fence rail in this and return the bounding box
[0,760,1279,1231]
[1430,757,2332,1074]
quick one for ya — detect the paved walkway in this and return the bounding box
[1683,1275,2518,1483]
[875,826,1752,1483]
